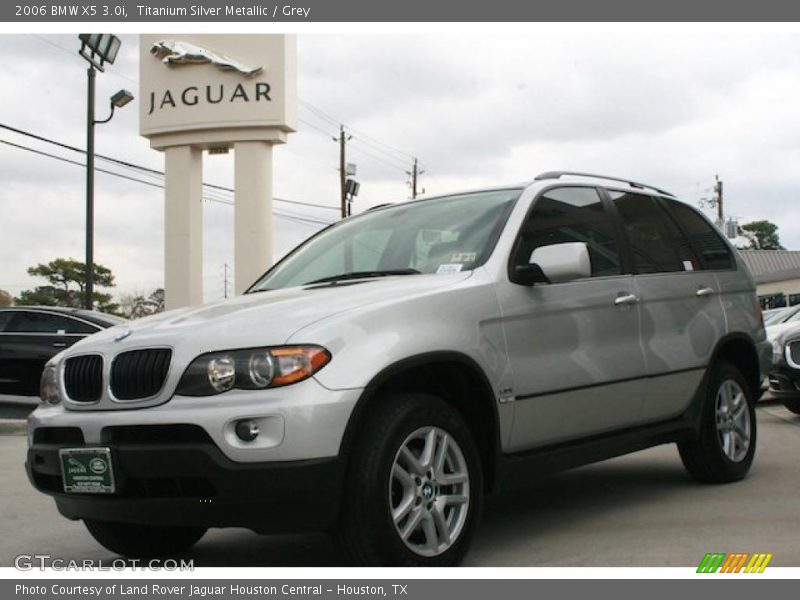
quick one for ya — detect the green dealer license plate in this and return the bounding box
[59,448,115,494]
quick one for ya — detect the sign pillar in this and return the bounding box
[139,34,296,308]
[234,141,273,295]
[164,145,203,309]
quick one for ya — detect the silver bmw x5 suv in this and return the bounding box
[27,172,770,566]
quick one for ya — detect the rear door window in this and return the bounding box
[663,198,734,270]
[6,311,98,334]
[609,190,699,274]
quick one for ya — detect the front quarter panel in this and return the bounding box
[287,269,514,444]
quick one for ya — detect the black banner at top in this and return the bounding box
[4,0,800,22]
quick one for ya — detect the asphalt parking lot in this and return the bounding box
[2,401,799,568]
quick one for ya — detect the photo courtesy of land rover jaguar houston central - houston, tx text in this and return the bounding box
[25,172,770,566]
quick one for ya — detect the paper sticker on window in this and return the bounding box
[437,263,464,275]
[683,261,695,271]
[451,252,477,263]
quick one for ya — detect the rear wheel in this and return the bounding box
[338,394,483,566]
[679,361,756,483]
[84,520,206,558]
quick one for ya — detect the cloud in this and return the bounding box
[1,32,800,304]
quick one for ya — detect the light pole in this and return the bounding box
[77,34,133,310]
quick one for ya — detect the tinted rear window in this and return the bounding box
[664,198,734,270]
[6,312,99,334]
[609,191,699,274]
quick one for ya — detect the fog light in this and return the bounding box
[235,419,260,442]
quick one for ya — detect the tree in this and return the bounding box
[14,258,119,314]
[0,289,12,306]
[119,288,165,319]
[739,220,784,250]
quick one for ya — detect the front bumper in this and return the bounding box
[26,438,343,533]
[768,363,800,398]
[28,377,361,463]
[26,377,361,533]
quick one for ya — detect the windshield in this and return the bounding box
[248,189,521,292]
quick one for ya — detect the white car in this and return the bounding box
[26,172,770,566]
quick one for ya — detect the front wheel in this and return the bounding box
[84,519,206,558]
[678,361,756,483]
[338,394,483,566]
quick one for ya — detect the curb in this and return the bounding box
[0,419,27,436]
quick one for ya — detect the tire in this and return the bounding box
[84,519,206,558]
[783,397,800,415]
[678,361,757,483]
[338,393,483,566]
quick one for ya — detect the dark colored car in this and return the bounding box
[767,322,800,414]
[0,307,124,397]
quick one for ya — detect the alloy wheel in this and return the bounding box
[389,426,470,557]
[715,379,751,463]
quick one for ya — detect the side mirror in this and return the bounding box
[512,263,549,286]
[526,242,591,285]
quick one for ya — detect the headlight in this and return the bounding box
[176,345,331,396]
[40,365,62,405]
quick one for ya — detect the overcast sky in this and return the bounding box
[1,32,799,303]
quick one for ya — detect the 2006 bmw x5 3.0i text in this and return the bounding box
[26,172,770,566]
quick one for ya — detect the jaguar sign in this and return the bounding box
[150,40,264,76]
[146,82,272,115]
[139,34,296,145]
[138,34,297,310]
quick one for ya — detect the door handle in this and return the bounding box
[614,293,640,306]
[696,287,715,297]
[53,342,67,348]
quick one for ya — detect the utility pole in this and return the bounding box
[223,263,230,299]
[408,158,425,199]
[334,125,352,219]
[714,175,723,223]
[85,65,95,309]
[77,34,130,309]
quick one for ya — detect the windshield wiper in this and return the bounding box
[303,269,421,286]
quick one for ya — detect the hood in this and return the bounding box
[766,321,800,342]
[72,272,473,354]
[769,321,800,346]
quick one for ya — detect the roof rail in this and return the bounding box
[366,203,395,212]
[534,171,674,197]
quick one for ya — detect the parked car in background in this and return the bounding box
[763,307,792,325]
[768,322,800,414]
[0,307,124,397]
[765,305,800,338]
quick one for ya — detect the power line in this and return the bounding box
[0,137,334,228]
[0,138,163,189]
[298,99,341,128]
[348,140,408,172]
[299,99,415,161]
[345,124,416,161]
[298,117,338,139]
[29,34,139,86]
[0,122,342,213]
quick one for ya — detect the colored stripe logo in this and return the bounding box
[697,553,773,573]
